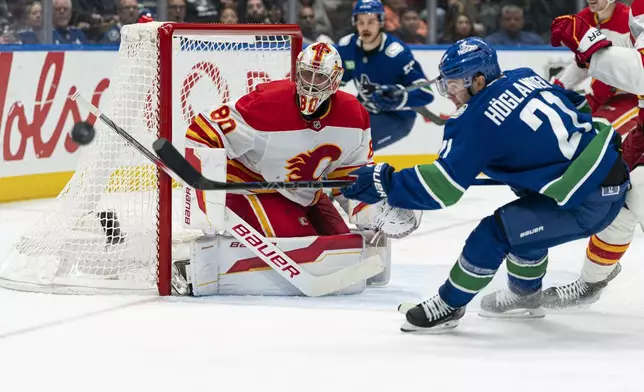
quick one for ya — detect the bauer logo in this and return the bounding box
[231,224,301,278]
[519,226,544,238]
[184,188,192,225]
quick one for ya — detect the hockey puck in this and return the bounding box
[70,121,96,146]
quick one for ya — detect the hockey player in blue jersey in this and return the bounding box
[336,0,435,151]
[341,37,630,332]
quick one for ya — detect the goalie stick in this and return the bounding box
[71,92,382,295]
[71,92,354,191]
[225,209,385,297]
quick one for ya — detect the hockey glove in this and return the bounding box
[371,85,408,111]
[341,163,394,204]
[551,15,612,66]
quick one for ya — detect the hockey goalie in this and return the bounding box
[171,42,421,297]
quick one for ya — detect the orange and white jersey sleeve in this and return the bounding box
[588,0,644,94]
[185,102,259,160]
[327,126,374,182]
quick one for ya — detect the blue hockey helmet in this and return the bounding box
[352,0,385,26]
[436,37,501,97]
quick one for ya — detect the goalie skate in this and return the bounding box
[478,289,545,318]
[400,295,466,333]
[542,263,622,309]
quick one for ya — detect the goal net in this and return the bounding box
[0,22,302,295]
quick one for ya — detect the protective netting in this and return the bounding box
[0,23,295,294]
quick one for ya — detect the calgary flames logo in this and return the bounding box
[285,144,342,181]
[310,42,333,67]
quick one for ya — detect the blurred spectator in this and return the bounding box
[16,0,42,43]
[383,0,427,38]
[0,0,25,43]
[485,4,544,46]
[440,12,474,43]
[244,0,269,23]
[299,4,333,44]
[392,8,425,44]
[503,0,577,40]
[72,0,116,26]
[72,0,113,42]
[185,0,218,23]
[267,0,284,23]
[219,3,238,23]
[168,0,187,22]
[299,0,333,38]
[20,0,87,43]
[324,0,353,40]
[100,0,138,44]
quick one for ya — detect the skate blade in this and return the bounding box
[400,320,460,333]
[397,302,415,314]
[478,307,545,319]
[542,298,598,310]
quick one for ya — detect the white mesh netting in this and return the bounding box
[0,23,295,294]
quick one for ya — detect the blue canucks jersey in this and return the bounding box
[387,68,621,210]
[336,33,434,116]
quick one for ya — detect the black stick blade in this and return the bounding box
[153,138,204,188]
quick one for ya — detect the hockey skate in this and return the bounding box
[478,289,544,318]
[400,295,466,333]
[542,263,622,309]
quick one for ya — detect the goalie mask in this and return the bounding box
[296,42,344,116]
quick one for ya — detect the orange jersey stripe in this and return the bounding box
[186,124,219,148]
[327,164,364,180]
[194,114,225,148]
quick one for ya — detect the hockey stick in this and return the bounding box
[71,92,355,191]
[225,209,385,297]
[153,138,355,191]
[360,76,448,126]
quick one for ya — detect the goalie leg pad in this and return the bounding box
[359,230,392,286]
[186,233,370,296]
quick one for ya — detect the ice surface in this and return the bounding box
[1,186,643,392]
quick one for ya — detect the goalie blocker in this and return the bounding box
[174,147,403,296]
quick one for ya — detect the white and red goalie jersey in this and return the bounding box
[185,79,373,207]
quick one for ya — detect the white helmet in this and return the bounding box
[295,42,344,116]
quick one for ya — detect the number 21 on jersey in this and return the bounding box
[520,91,593,160]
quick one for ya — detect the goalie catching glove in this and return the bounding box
[343,163,422,238]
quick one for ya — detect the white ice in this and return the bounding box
[1,186,643,392]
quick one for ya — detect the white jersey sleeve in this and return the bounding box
[557,63,589,90]
[185,102,256,159]
[327,127,374,181]
[588,0,644,94]
[589,46,644,94]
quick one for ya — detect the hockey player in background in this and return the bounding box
[544,1,644,308]
[336,0,435,151]
[342,37,630,332]
[177,42,420,296]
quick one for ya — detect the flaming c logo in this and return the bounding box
[285,144,342,181]
[310,42,333,67]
